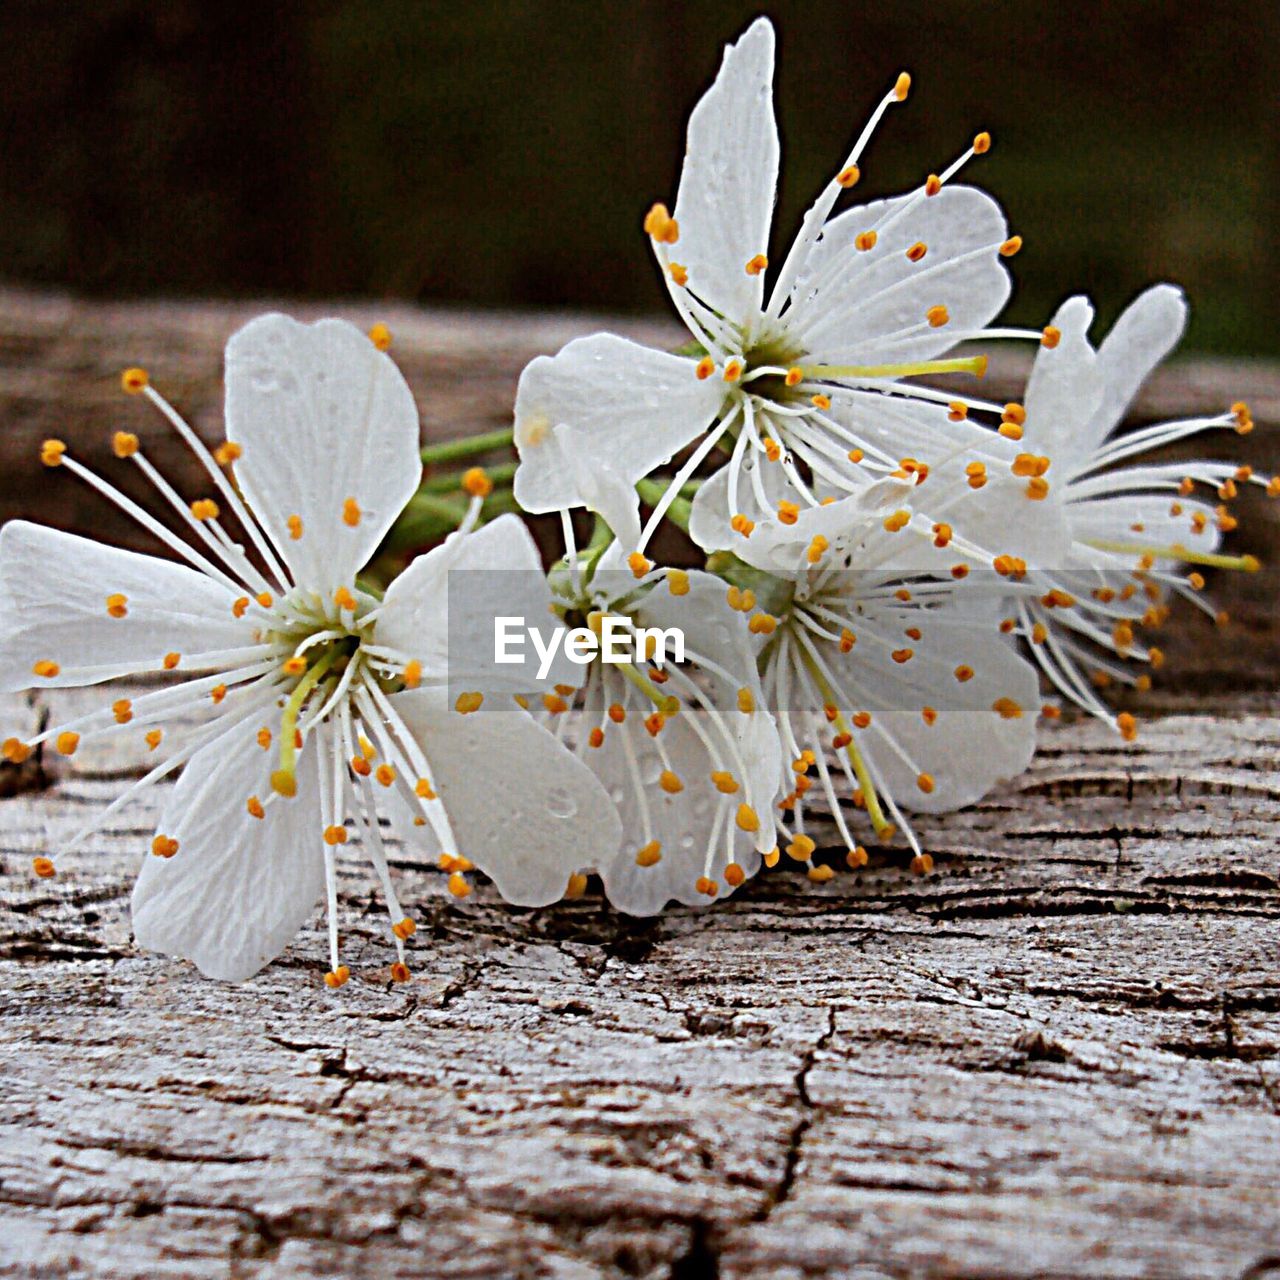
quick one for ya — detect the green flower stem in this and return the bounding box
[636,478,693,532]
[421,461,517,494]
[420,427,515,466]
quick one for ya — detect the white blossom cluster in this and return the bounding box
[0,18,1265,984]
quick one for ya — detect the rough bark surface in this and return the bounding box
[0,290,1278,1280]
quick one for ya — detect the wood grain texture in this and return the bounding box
[0,291,1278,1279]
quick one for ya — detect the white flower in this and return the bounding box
[535,550,780,912]
[0,315,619,984]
[711,494,1041,868]
[1003,285,1264,735]
[513,16,1037,556]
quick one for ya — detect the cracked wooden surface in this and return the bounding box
[0,291,1278,1278]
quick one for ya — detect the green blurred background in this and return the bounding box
[1,0,1275,353]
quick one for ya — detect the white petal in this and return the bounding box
[788,185,1011,365]
[513,334,723,516]
[0,522,247,691]
[375,514,575,692]
[1068,494,1222,556]
[555,423,643,551]
[131,718,327,982]
[225,314,422,592]
[390,691,622,907]
[1084,284,1187,454]
[672,16,779,322]
[1021,297,1105,475]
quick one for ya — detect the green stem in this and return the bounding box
[422,462,517,494]
[636,478,693,531]
[420,427,515,466]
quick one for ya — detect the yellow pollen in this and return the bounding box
[748,613,776,635]
[285,514,303,541]
[947,402,968,421]
[999,422,1024,440]
[211,684,227,704]
[151,834,179,859]
[368,322,392,351]
[737,687,755,714]
[324,966,351,989]
[916,772,935,794]
[32,660,60,678]
[723,358,743,383]
[723,862,746,888]
[785,366,804,387]
[270,769,297,797]
[1188,571,1206,590]
[121,367,149,394]
[323,825,348,846]
[924,174,942,196]
[855,230,878,252]
[806,534,828,564]
[112,431,139,458]
[777,500,800,525]
[232,597,249,619]
[999,236,1022,257]
[40,439,66,467]
[906,241,928,262]
[390,962,412,983]
[894,71,911,100]
[955,665,974,683]
[837,165,861,188]
[1149,647,1166,670]
[462,467,492,498]
[282,656,307,677]
[1117,712,1138,742]
[891,648,914,664]
[416,777,436,799]
[455,691,484,714]
[643,202,679,244]
[668,262,688,286]
[848,448,864,463]
[839,629,856,653]
[392,917,417,940]
[256,592,273,609]
[745,253,768,276]
[883,509,910,533]
[695,355,716,380]
[334,586,357,611]
[103,592,129,619]
[695,876,719,898]
[973,131,991,153]
[542,692,568,715]
[447,871,472,898]
[763,438,781,462]
[627,551,652,578]
[1041,326,1061,349]
[112,698,133,724]
[32,857,56,878]
[54,731,79,756]
[636,841,662,867]
[402,659,422,689]
[846,846,869,870]
[711,771,739,795]
[257,728,272,750]
[1025,476,1050,498]
[608,703,626,723]
[992,697,1023,720]
[588,726,605,749]
[375,764,396,787]
[763,847,781,868]
[926,305,950,328]
[735,804,760,833]
[247,795,265,820]
[564,873,589,900]
[666,568,690,596]
[146,729,163,750]
[810,393,831,410]
[787,834,816,862]
[730,513,755,537]
[342,497,361,526]
[214,441,242,466]
[657,768,683,794]
[190,499,220,522]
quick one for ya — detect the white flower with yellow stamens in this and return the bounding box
[537,551,781,913]
[0,314,618,984]
[1001,286,1266,735]
[713,499,1041,869]
[513,16,1037,555]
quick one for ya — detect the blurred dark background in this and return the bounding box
[1,0,1276,353]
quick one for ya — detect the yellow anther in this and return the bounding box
[608,702,626,723]
[999,421,1024,440]
[627,551,652,579]
[745,253,769,276]
[635,841,662,868]
[846,846,869,870]
[255,592,273,609]
[710,771,739,795]
[921,705,940,726]
[973,131,991,153]
[806,535,828,564]
[808,393,832,413]
[1188,571,1206,591]
[883,509,910,533]
[891,647,914,665]
[112,698,133,724]
[785,366,804,387]
[735,803,760,833]
[232,596,250,619]
[911,853,934,876]
[257,728,273,750]
[587,726,605,749]
[1149,647,1166,670]
[1002,403,1027,427]
[391,917,417,941]
[55,731,80,756]
[643,202,679,244]
[32,857,56,879]
[834,628,855,654]
[375,764,396,788]
[723,358,743,382]
[992,697,1023,720]
[342,497,361,526]
[462,467,492,498]
[655,768,682,795]
[447,871,471,899]
[1117,712,1138,742]
[214,441,242,466]
[543,692,568,715]
[333,586,357,611]
[954,665,974,683]
[695,876,719,898]
[121,367,149,394]
[1113,621,1134,652]
[723,862,746,888]
[247,795,265,820]
[104,592,129,619]
[189,499,219,522]
[455,691,484,714]
[415,777,436,799]
[210,684,227,704]
[695,355,716,380]
[282,656,307,677]
[151,834,179,859]
[736,687,756,715]
[146,729,163,750]
[806,863,835,884]
[787,834,816,862]
[32,660,60,678]
[837,164,861,188]
[966,460,988,489]
[40,439,66,467]
[368,322,392,351]
[730,513,755,537]
[403,659,423,689]
[270,769,297,797]
[324,966,351,989]
[777,500,800,525]
[112,431,139,458]
[4,737,33,763]
[390,962,412,983]
[747,612,776,635]
[999,236,1022,257]
[855,230,878,252]
[894,71,911,100]
[668,262,689,286]
[323,825,348,846]
[350,754,372,777]
[564,873,589,900]
[924,174,942,196]
[1041,704,1062,720]
[947,401,969,422]
[926,304,950,328]
[763,437,781,462]
[644,711,666,737]
[1041,325,1061,349]
[666,568,690,597]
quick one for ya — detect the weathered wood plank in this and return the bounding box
[1,292,1279,1279]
